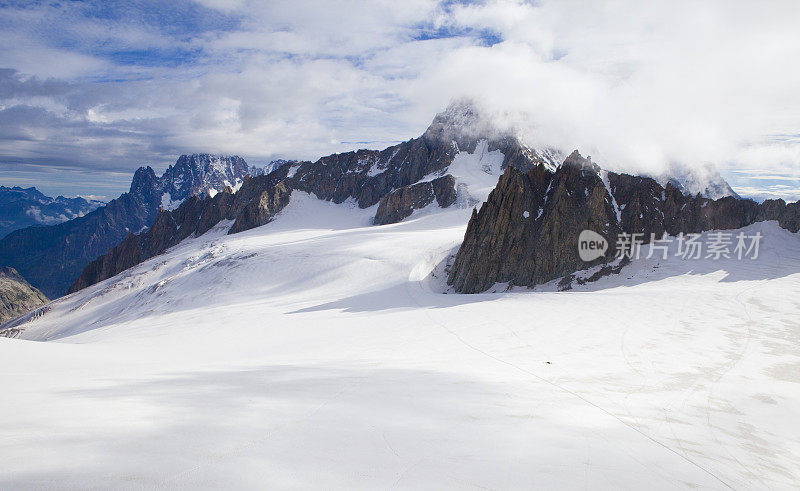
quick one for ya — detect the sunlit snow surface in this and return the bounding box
[2,192,800,489]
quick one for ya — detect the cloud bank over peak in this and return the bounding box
[0,0,798,200]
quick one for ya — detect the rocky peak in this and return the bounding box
[561,150,598,171]
[129,166,161,203]
[660,162,740,200]
[447,151,800,293]
[423,99,505,153]
[130,166,157,191]
[162,154,250,203]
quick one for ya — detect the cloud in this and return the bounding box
[419,1,800,176]
[0,0,798,200]
[25,206,69,225]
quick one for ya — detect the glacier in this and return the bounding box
[1,187,799,488]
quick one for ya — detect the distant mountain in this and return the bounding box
[0,154,255,298]
[0,186,103,238]
[159,154,250,209]
[254,159,297,177]
[0,266,48,323]
[658,162,741,200]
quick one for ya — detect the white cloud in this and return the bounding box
[0,0,798,199]
[418,1,800,178]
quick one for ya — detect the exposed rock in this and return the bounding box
[448,151,800,293]
[374,175,457,225]
[228,182,292,234]
[448,151,621,293]
[0,267,48,323]
[160,154,251,206]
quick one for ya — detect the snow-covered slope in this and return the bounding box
[1,190,799,489]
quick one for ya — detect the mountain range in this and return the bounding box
[448,151,799,293]
[66,101,561,292]
[0,155,274,298]
[67,101,753,295]
[0,186,103,238]
[3,101,800,489]
[0,101,746,301]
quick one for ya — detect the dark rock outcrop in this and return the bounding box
[448,151,800,293]
[374,175,457,225]
[228,181,292,234]
[0,266,48,323]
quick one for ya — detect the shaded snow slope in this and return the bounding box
[447,139,506,203]
[1,193,800,489]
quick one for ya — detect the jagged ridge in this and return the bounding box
[448,151,800,293]
[67,103,554,293]
[0,154,255,298]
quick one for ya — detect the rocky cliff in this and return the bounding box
[448,151,800,293]
[0,266,48,323]
[374,175,458,225]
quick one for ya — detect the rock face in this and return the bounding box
[282,100,559,211]
[448,151,800,293]
[159,154,251,208]
[374,175,457,225]
[0,266,48,323]
[0,154,254,298]
[0,186,104,238]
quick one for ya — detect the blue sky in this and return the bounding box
[0,0,799,201]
